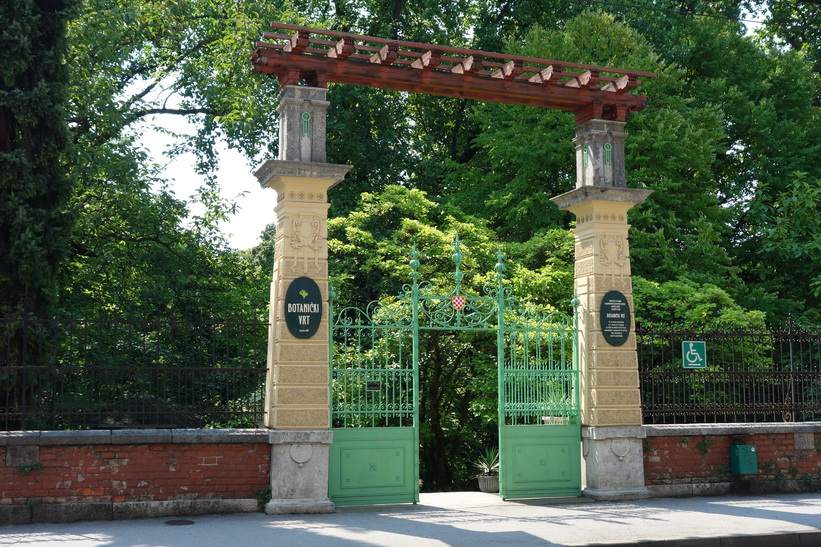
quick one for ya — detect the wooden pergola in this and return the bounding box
[251,23,656,124]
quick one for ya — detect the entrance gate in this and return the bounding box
[328,241,580,505]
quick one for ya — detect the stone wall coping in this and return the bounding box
[582,426,647,440]
[0,429,270,446]
[643,422,821,437]
[268,430,333,444]
[170,429,270,444]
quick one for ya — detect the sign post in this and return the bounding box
[682,341,707,369]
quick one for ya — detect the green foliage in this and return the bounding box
[756,0,821,102]
[744,171,821,325]
[473,446,499,476]
[1,0,79,430]
[253,485,272,511]
[16,462,42,474]
[633,276,766,331]
[695,439,713,456]
[1,0,78,316]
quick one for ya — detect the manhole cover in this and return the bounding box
[164,519,195,526]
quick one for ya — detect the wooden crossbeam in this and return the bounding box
[528,65,562,85]
[491,60,523,80]
[370,43,398,65]
[564,70,594,89]
[251,23,656,122]
[600,75,634,93]
[451,55,482,75]
[283,30,310,54]
[411,50,441,70]
[327,37,355,60]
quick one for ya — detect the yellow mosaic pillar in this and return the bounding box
[551,119,652,500]
[255,85,351,514]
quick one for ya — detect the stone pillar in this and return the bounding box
[255,85,351,514]
[551,118,652,501]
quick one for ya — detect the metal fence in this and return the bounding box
[1,315,268,431]
[637,320,821,424]
[6,312,821,430]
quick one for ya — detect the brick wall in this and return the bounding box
[1,429,271,524]
[643,423,821,496]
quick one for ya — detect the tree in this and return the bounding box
[58,0,308,319]
[1,0,79,429]
[757,0,821,103]
[1,0,78,317]
[441,12,737,294]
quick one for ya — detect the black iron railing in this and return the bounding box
[1,314,268,431]
[6,313,819,429]
[637,319,821,424]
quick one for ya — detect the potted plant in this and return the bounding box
[474,447,500,493]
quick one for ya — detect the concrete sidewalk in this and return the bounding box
[1,492,820,546]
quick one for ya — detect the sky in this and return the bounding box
[139,116,275,251]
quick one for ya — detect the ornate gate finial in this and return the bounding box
[452,235,464,295]
[409,246,420,282]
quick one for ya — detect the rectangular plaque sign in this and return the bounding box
[599,290,631,347]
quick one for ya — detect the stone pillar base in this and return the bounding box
[268,430,334,514]
[265,498,335,515]
[582,426,650,501]
[583,487,651,501]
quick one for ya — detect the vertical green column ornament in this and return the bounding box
[583,145,590,167]
[604,142,613,165]
[301,111,312,137]
[452,236,464,296]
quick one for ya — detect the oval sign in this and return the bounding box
[599,290,631,347]
[284,277,322,339]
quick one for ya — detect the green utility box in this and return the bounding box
[730,445,758,474]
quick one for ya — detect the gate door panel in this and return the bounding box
[329,427,416,505]
[499,312,580,499]
[329,299,418,506]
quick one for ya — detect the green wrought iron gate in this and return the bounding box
[327,294,418,506]
[499,307,581,499]
[329,239,579,505]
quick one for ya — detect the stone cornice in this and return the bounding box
[550,186,654,211]
[255,160,352,189]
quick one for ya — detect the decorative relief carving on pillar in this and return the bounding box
[290,215,322,251]
[283,258,324,277]
[290,443,313,468]
[575,259,595,277]
[575,243,595,259]
[610,438,631,462]
[594,213,626,222]
[599,236,625,267]
[285,191,326,202]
